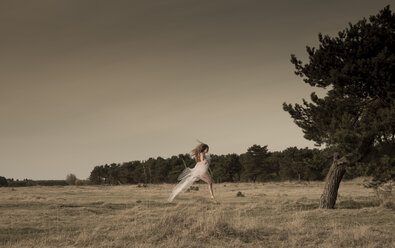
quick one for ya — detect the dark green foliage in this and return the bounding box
[89,154,198,185]
[65,173,77,185]
[211,153,242,183]
[32,180,68,186]
[0,176,8,187]
[87,146,334,185]
[240,145,271,182]
[284,6,395,186]
[89,161,143,185]
[1,147,339,187]
[4,178,68,187]
[279,147,331,181]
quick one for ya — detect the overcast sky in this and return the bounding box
[0,0,391,180]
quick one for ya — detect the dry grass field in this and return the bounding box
[0,179,394,248]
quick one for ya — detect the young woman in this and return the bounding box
[168,142,218,203]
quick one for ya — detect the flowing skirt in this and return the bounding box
[167,161,209,202]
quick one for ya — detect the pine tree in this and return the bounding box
[240,145,269,182]
[283,6,395,208]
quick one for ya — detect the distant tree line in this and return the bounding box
[0,177,68,187]
[0,143,386,188]
[87,145,365,185]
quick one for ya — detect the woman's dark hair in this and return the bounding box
[191,141,209,162]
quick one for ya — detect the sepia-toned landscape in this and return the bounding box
[1,2,394,248]
[1,179,394,248]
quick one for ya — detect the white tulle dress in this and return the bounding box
[168,152,211,202]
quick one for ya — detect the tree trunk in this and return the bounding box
[143,165,147,184]
[319,153,349,209]
[148,166,152,184]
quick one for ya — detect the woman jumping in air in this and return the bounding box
[168,141,218,203]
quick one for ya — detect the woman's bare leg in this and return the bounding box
[200,172,217,202]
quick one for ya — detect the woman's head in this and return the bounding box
[201,144,209,153]
[191,141,209,162]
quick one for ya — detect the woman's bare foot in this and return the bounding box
[210,196,219,204]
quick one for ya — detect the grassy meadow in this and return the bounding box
[0,179,394,248]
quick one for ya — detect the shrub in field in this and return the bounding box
[186,186,199,192]
[66,174,77,185]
